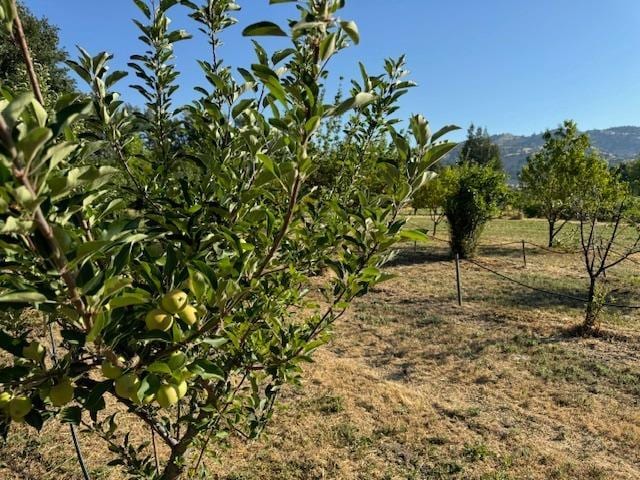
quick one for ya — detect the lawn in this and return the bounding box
[2,218,640,479]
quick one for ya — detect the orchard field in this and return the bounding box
[3,217,640,480]
[3,0,640,478]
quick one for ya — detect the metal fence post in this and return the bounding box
[455,253,462,306]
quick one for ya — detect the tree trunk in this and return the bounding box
[583,277,600,333]
[433,221,438,237]
[159,425,198,480]
[548,218,555,248]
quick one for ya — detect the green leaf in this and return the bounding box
[133,0,151,18]
[24,409,44,431]
[431,125,460,143]
[109,291,151,310]
[340,20,360,44]
[191,359,225,381]
[85,380,112,412]
[60,406,82,425]
[147,361,173,375]
[243,21,287,37]
[0,291,47,304]
[199,337,228,348]
[399,229,430,243]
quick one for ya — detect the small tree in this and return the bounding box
[412,170,449,235]
[520,120,601,247]
[458,124,502,171]
[575,159,640,333]
[0,0,457,478]
[443,162,508,258]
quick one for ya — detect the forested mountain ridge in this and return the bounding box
[444,126,640,180]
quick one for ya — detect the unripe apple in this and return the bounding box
[101,358,124,380]
[49,378,74,407]
[145,309,173,332]
[160,290,189,314]
[0,391,12,410]
[178,305,199,326]
[9,396,32,420]
[132,393,155,405]
[167,351,186,371]
[22,342,45,363]
[156,384,179,408]
[115,373,140,399]
[174,379,188,399]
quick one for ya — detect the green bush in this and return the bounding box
[443,163,508,258]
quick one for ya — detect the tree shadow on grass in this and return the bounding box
[389,247,451,267]
[471,284,588,310]
[476,245,523,260]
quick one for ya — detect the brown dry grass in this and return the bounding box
[2,218,640,479]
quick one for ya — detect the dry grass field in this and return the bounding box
[2,218,640,480]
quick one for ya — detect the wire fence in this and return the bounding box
[462,256,640,310]
[416,233,640,311]
[424,233,640,258]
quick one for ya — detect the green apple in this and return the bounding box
[145,309,173,331]
[50,378,74,407]
[132,393,155,405]
[167,351,187,371]
[160,290,189,314]
[9,396,32,421]
[115,373,140,399]
[174,379,188,399]
[22,341,45,363]
[156,384,179,408]
[178,305,199,326]
[0,391,12,410]
[101,358,124,380]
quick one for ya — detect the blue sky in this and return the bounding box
[27,0,640,140]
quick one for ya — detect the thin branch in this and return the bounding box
[11,1,44,105]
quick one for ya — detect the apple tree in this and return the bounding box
[0,0,457,478]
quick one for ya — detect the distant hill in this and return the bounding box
[446,126,640,181]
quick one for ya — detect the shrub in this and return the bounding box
[443,163,508,258]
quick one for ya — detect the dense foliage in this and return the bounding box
[443,162,508,258]
[0,1,74,100]
[458,124,502,171]
[0,0,456,478]
[616,157,640,196]
[520,120,614,247]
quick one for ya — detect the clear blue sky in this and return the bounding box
[27,0,640,140]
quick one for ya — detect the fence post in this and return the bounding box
[521,240,527,268]
[48,324,91,480]
[455,253,462,306]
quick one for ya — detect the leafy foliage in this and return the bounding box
[458,124,502,171]
[0,1,75,100]
[443,162,509,258]
[520,120,613,247]
[411,167,450,235]
[0,0,456,478]
[615,156,640,196]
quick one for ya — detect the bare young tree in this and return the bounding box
[578,184,640,332]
